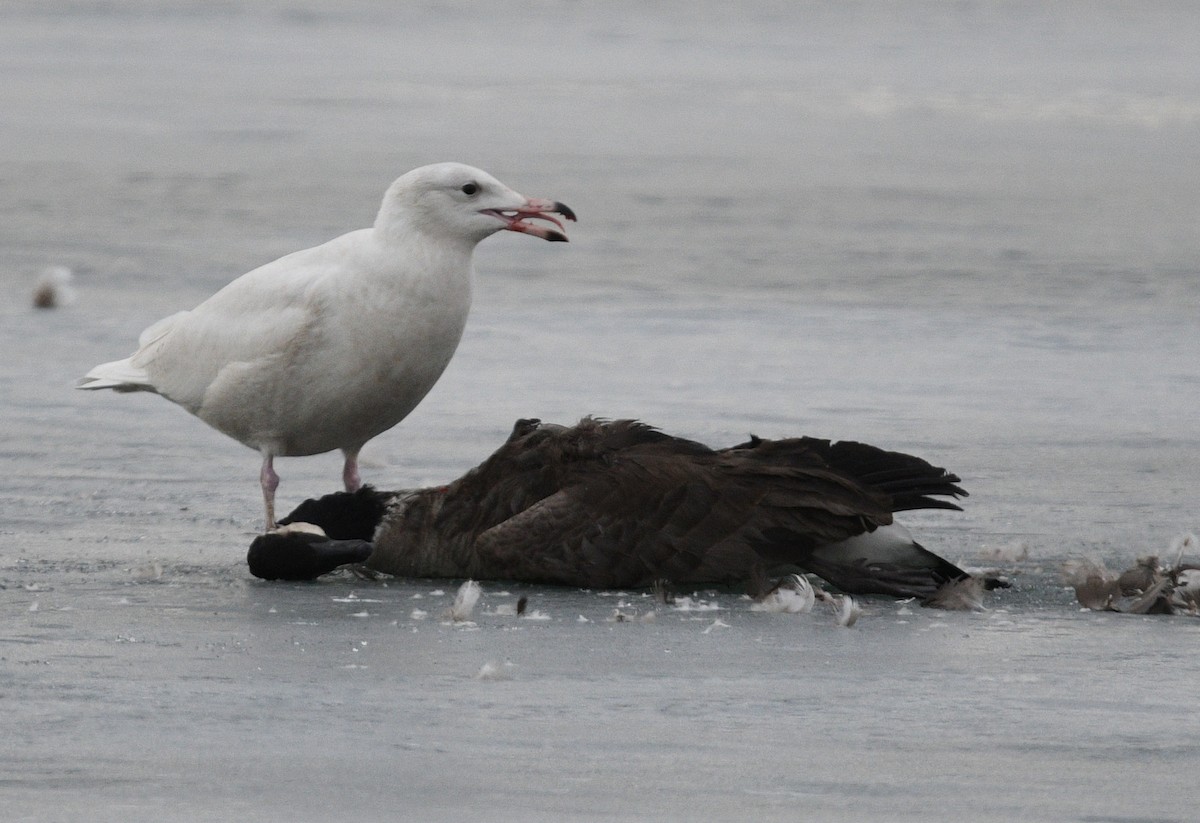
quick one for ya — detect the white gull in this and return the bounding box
[78,162,575,529]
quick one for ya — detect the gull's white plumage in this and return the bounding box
[79,162,574,528]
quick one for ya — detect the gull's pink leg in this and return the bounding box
[342,448,361,492]
[260,452,279,530]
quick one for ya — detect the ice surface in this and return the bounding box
[2,2,1199,821]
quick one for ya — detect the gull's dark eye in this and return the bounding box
[461,182,479,196]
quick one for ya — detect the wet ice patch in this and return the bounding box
[332,592,382,603]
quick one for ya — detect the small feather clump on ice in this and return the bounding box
[447,579,482,622]
[32,266,76,309]
[475,659,516,681]
[752,574,862,627]
[609,607,657,623]
[130,561,164,583]
[487,595,529,617]
[829,594,863,627]
[1063,533,1200,616]
[922,577,987,611]
[751,574,816,614]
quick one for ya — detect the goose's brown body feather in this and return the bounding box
[272,418,969,596]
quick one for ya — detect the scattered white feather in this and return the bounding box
[833,596,863,627]
[1061,558,1120,610]
[609,608,657,623]
[448,579,482,622]
[671,596,722,612]
[751,574,815,613]
[1169,532,1197,565]
[130,561,163,582]
[1174,570,1200,614]
[332,594,383,603]
[487,595,530,617]
[476,659,516,681]
[924,577,987,611]
[410,608,428,620]
[1170,532,1197,551]
[702,618,731,634]
[1177,569,1200,592]
[522,609,552,621]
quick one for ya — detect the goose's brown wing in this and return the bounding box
[723,435,967,512]
[471,451,894,588]
[427,417,711,540]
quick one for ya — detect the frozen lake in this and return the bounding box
[3,2,1199,821]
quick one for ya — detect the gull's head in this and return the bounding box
[378,162,576,244]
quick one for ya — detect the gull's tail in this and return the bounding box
[76,357,156,393]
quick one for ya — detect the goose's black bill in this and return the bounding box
[248,530,374,581]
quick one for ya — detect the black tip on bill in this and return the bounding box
[554,201,577,222]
